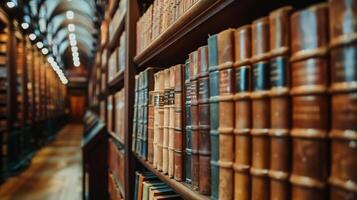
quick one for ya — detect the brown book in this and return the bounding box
[268,6,293,200]
[189,50,200,190]
[217,28,235,200]
[168,67,176,178]
[154,194,182,200]
[290,4,329,200]
[174,64,184,181]
[328,0,357,199]
[154,71,165,171]
[107,95,114,133]
[197,45,211,195]
[163,69,170,174]
[233,24,252,200]
[148,91,155,163]
[250,17,271,200]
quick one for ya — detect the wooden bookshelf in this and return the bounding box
[108,71,124,93]
[108,10,126,51]
[134,153,210,200]
[108,130,125,146]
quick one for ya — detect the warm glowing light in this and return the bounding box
[68,24,75,32]
[69,33,76,41]
[36,41,44,49]
[71,46,78,52]
[6,1,16,8]
[21,22,29,30]
[41,48,48,55]
[29,33,36,41]
[66,10,74,19]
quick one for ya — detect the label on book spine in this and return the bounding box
[235,66,250,92]
[253,61,270,91]
[154,92,164,106]
[270,56,288,88]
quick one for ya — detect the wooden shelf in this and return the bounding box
[108,10,127,51]
[108,71,124,94]
[108,131,125,146]
[134,154,210,200]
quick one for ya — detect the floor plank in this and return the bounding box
[0,123,83,200]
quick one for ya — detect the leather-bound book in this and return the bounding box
[329,0,357,199]
[136,74,143,156]
[154,71,165,170]
[251,17,271,200]
[268,6,293,200]
[233,25,252,200]
[184,59,192,184]
[189,50,200,190]
[148,91,155,163]
[197,45,211,195]
[208,34,220,200]
[174,64,184,181]
[163,69,170,174]
[168,66,176,178]
[217,28,235,200]
[133,75,139,152]
[290,4,329,199]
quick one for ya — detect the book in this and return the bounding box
[290,3,329,199]
[208,34,220,200]
[154,71,165,171]
[189,50,199,190]
[148,91,155,163]
[217,28,235,200]
[115,89,125,142]
[163,69,170,174]
[233,25,252,200]
[184,59,192,184]
[132,75,139,152]
[107,95,114,133]
[108,49,118,82]
[250,17,271,200]
[268,6,293,200]
[197,45,211,195]
[328,0,357,199]
[174,64,184,181]
[168,67,175,178]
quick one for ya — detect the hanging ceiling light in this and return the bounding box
[21,22,29,30]
[36,41,44,49]
[41,48,49,55]
[68,24,75,32]
[29,33,36,41]
[6,1,16,8]
[66,10,74,19]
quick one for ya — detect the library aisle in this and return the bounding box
[0,123,83,200]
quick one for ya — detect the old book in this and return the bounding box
[197,45,211,195]
[184,59,192,184]
[208,34,219,200]
[290,4,329,200]
[153,194,181,200]
[163,69,170,174]
[149,187,174,200]
[154,71,165,171]
[328,0,357,199]
[268,6,293,200]
[250,17,271,200]
[189,50,199,190]
[148,91,155,163]
[168,67,176,178]
[143,181,166,200]
[233,25,252,200]
[107,95,114,133]
[217,28,235,200]
[136,74,143,156]
[173,64,184,181]
[115,89,125,142]
[133,75,140,152]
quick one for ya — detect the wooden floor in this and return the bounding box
[0,123,83,200]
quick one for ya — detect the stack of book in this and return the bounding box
[0,29,7,131]
[108,0,127,43]
[133,1,357,199]
[136,0,200,55]
[134,171,182,200]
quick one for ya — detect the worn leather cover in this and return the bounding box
[290,4,329,200]
[251,16,271,200]
[154,71,165,171]
[184,59,192,184]
[233,24,252,200]
[163,69,170,174]
[148,90,155,163]
[168,67,175,178]
[132,75,139,153]
[189,50,199,190]
[268,6,293,200]
[198,45,211,195]
[174,64,184,181]
[208,34,220,200]
[329,0,357,199]
[217,28,235,200]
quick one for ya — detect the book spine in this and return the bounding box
[174,64,184,181]
[268,6,293,200]
[290,4,329,199]
[217,29,235,200]
[250,17,271,200]
[184,59,192,184]
[148,91,155,163]
[168,67,175,178]
[329,0,357,199]
[136,74,143,156]
[208,34,220,200]
[142,70,149,160]
[154,71,165,170]
[233,25,252,200]
[189,50,200,190]
[197,45,211,195]
[132,75,139,153]
[163,69,170,174]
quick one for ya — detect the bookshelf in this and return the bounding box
[87,0,336,200]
